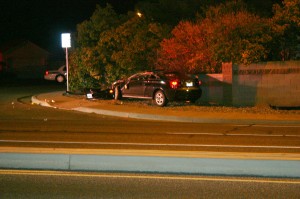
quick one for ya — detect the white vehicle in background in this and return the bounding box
[44,65,66,83]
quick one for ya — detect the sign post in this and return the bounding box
[61,33,71,92]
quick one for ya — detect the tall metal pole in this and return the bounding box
[66,47,69,92]
[61,33,71,93]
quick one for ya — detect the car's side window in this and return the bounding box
[139,75,146,81]
[130,75,139,81]
[149,75,156,79]
[146,74,157,80]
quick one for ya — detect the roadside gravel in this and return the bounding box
[35,91,300,122]
[85,97,300,116]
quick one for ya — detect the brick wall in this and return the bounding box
[200,61,300,107]
[230,61,300,107]
[198,74,225,105]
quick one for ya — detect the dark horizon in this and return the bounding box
[0,0,279,54]
[0,0,138,52]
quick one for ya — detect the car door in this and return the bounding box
[144,74,158,97]
[122,74,146,97]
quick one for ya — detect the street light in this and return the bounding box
[61,33,71,92]
[137,11,143,18]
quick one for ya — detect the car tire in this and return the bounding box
[154,90,168,107]
[56,75,65,83]
[114,86,122,100]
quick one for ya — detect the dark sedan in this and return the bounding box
[111,71,202,106]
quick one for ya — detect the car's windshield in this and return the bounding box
[164,73,179,79]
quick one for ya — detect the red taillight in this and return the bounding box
[170,80,179,89]
[45,71,49,75]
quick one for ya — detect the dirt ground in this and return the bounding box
[36,91,300,122]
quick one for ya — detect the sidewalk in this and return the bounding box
[1,149,300,177]
[32,91,300,124]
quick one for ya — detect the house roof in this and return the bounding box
[0,40,50,55]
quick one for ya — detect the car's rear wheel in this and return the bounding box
[154,90,167,107]
[56,75,65,83]
[114,86,122,100]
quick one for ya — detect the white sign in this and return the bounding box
[61,33,71,48]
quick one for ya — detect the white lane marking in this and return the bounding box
[166,132,300,137]
[167,132,223,136]
[252,125,300,128]
[224,124,300,128]
[1,170,300,184]
[1,140,300,149]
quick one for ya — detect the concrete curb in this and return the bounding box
[31,96,52,107]
[1,152,300,178]
[72,107,300,125]
[72,107,204,123]
[32,95,300,125]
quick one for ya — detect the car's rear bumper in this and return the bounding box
[174,88,202,102]
[44,74,56,81]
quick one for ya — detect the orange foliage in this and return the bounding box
[158,21,214,73]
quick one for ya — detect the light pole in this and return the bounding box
[61,33,71,92]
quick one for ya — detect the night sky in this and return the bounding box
[0,0,137,52]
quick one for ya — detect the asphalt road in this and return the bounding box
[1,170,300,199]
[0,79,300,154]
[1,79,300,178]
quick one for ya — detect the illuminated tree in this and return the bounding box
[69,5,168,91]
[158,21,217,73]
[271,0,300,60]
[97,12,169,83]
[203,3,272,65]
[76,4,121,47]
[158,1,272,73]
[69,4,122,91]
